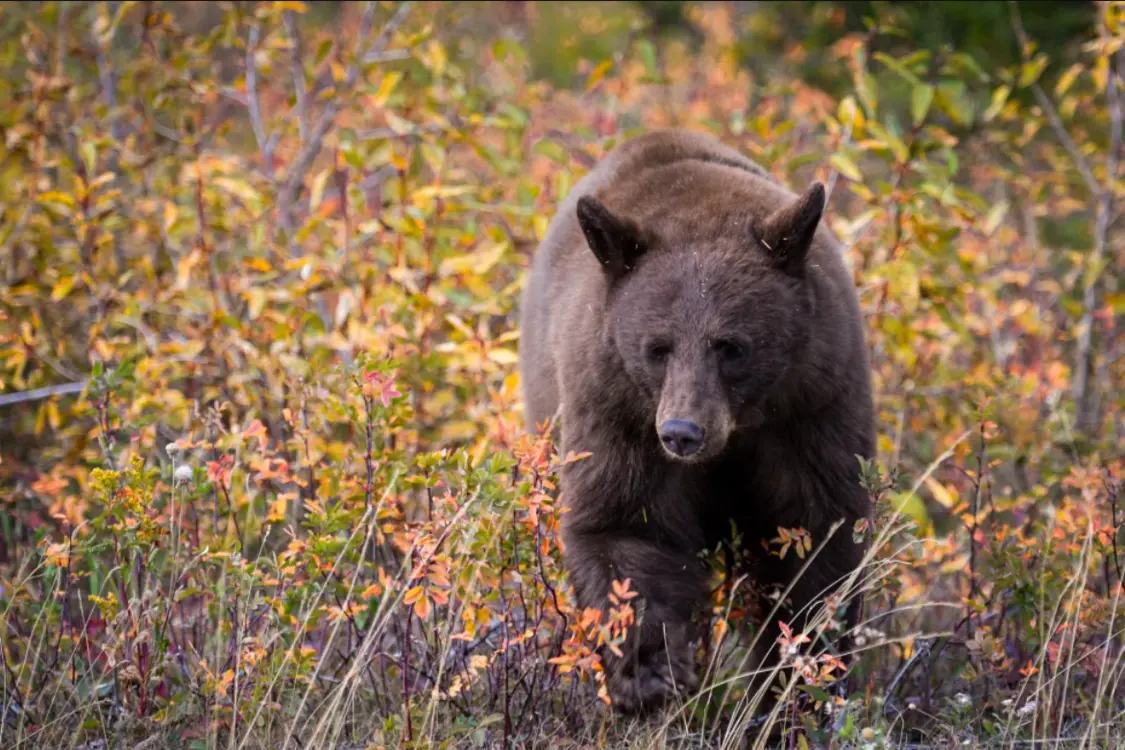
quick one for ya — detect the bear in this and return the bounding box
[517,128,876,717]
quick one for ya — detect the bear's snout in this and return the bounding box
[659,419,705,457]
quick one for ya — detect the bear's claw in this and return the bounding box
[607,646,700,715]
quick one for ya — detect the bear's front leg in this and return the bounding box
[562,530,710,715]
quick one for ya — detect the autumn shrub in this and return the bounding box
[1,2,1124,749]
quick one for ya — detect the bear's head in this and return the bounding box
[576,181,826,464]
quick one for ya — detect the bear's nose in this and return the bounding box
[659,420,705,457]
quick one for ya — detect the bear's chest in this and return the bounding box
[698,436,807,533]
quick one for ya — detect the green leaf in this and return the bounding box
[798,684,831,703]
[81,141,97,177]
[1019,55,1049,88]
[1054,62,1083,97]
[532,139,568,166]
[636,38,660,80]
[873,51,923,86]
[984,202,1009,235]
[911,83,935,126]
[830,153,863,182]
[890,490,930,531]
[856,72,878,118]
[983,85,1010,121]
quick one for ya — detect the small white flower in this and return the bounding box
[1017,700,1037,717]
[173,465,194,484]
[1002,698,1013,707]
[854,635,868,647]
[955,692,971,706]
[166,442,182,458]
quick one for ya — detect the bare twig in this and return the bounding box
[361,1,413,65]
[218,86,249,107]
[278,2,412,254]
[1008,0,1100,197]
[355,123,445,141]
[363,49,411,64]
[0,381,87,408]
[1010,2,1123,436]
[282,10,310,144]
[245,24,276,178]
[94,1,124,143]
[1075,45,1124,434]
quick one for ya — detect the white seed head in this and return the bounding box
[166,442,183,458]
[173,465,194,484]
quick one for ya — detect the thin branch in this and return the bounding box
[355,123,445,141]
[219,87,248,107]
[1075,43,1124,434]
[246,24,275,178]
[94,1,123,144]
[278,2,413,254]
[0,381,87,408]
[1008,0,1100,197]
[362,1,413,65]
[283,10,310,144]
[363,49,410,64]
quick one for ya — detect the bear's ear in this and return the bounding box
[756,181,826,275]
[576,195,647,278]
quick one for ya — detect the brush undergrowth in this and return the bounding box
[2,2,1124,748]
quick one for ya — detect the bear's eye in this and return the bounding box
[712,339,745,362]
[646,341,672,364]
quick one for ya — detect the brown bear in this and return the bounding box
[517,129,875,716]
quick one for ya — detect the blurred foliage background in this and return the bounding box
[0,1,1123,749]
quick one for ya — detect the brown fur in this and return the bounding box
[518,129,875,717]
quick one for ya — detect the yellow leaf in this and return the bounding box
[403,585,424,605]
[924,477,957,508]
[214,177,261,204]
[266,496,288,524]
[984,85,1010,121]
[983,202,1008,236]
[411,185,474,200]
[1055,62,1084,96]
[585,59,614,92]
[175,249,204,291]
[51,275,77,301]
[830,153,862,182]
[89,172,115,191]
[37,191,76,206]
[413,594,431,619]
[309,169,331,212]
[502,371,520,397]
[163,201,178,232]
[372,72,403,107]
[422,39,447,76]
[438,241,507,276]
[445,315,475,339]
